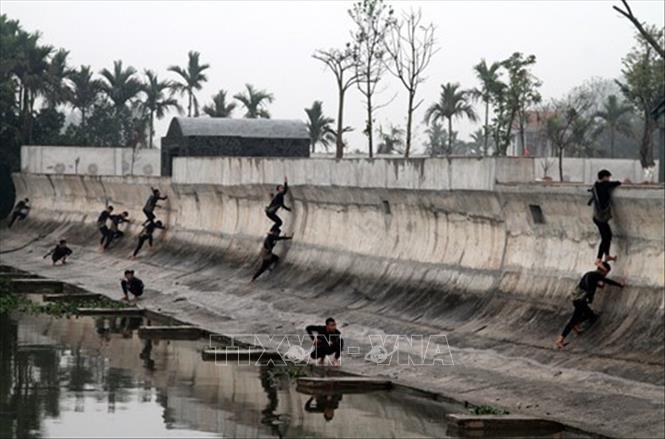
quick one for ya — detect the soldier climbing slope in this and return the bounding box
[97,205,114,246]
[131,220,165,258]
[143,187,168,225]
[265,176,291,228]
[250,225,292,283]
[103,211,130,249]
[555,262,625,349]
[8,198,30,228]
[588,169,622,268]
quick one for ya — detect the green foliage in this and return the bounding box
[541,90,597,181]
[31,107,66,145]
[0,14,159,156]
[424,82,478,155]
[472,60,502,155]
[376,124,405,154]
[617,26,665,168]
[0,289,127,317]
[100,60,142,112]
[142,70,181,148]
[304,100,335,153]
[0,292,30,314]
[594,94,633,158]
[68,65,103,133]
[424,120,447,156]
[168,51,210,117]
[233,84,274,119]
[486,52,542,156]
[202,89,235,118]
[470,405,510,416]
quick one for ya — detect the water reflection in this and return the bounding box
[0,310,462,438]
[304,393,343,422]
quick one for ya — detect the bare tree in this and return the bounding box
[313,46,361,158]
[541,91,595,182]
[383,8,438,157]
[349,0,396,158]
[613,1,665,59]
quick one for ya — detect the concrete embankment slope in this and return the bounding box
[3,156,664,437]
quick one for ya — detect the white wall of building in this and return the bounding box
[21,145,161,176]
[535,157,659,183]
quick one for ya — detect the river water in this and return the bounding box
[1,306,463,438]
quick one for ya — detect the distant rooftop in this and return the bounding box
[165,117,308,139]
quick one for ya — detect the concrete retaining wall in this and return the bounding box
[171,156,535,190]
[6,156,665,386]
[11,170,664,325]
[21,145,161,176]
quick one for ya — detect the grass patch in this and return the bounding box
[1,279,127,317]
[469,404,510,416]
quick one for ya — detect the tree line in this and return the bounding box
[0,14,277,172]
[1,0,663,179]
[308,0,663,171]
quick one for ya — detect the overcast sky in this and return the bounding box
[4,0,664,152]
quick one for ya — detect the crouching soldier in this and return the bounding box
[43,239,72,265]
[121,270,144,301]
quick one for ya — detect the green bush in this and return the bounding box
[0,288,127,317]
[470,405,510,416]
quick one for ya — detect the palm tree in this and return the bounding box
[12,29,52,144]
[376,125,405,155]
[141,70,181,148]
[424,83,478,155]
[424,120,446,156]
[68,65,103,135]
[99,60,142,114]
[234,84,274,118]
[42,49,72,108]
[468,128,486,155]
[594,94,633,158]
[202,89,236,118]
[472,59,501,155]
[323,125,353,149]
[168,51,210,117]
[304,101,334,153]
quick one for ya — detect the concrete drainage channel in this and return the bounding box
[1,265,597,438]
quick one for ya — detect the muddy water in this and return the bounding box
[0,307,463,438]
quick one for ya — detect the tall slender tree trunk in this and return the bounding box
[81,108,87,144]
[447,117,453,155]
[640,111,656,168]
[519,118,526,156]
[149,110,155,149]
[17,84,23,113]
[24,90,35,145]
[484,99,490,155]
[336,87,345,159]
[187,91,192,117]
[609,126,615,158]
[20,87,30,144]
[405,91,414,158]
[558,146,564,182]
[367,83,374,158]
